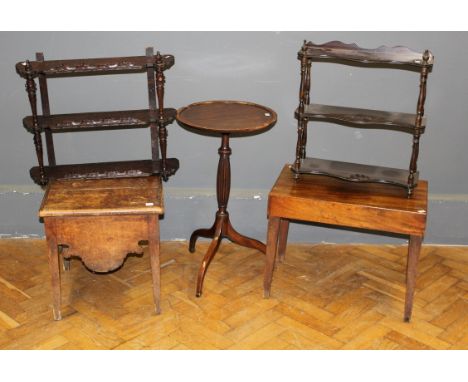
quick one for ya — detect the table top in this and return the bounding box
[39,176,163,217]
[176,100,277,134]
[269,165,428,235]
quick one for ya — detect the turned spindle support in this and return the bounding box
[24,60,47,185]
[408,50,430,197]
[156,52,168,181]
[295,43,312,175]
[146,47,160,176]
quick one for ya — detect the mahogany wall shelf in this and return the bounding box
[292,41,434,196]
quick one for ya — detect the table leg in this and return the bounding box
[277,219,290,263]
[196,217,223,297]
[225,219,265,253]
[63,257,71,271]
[148,215,161,314]
[264,217,281,298]
[193,133,266,297]
[60,246,71,271]
[44,219,62,321]
[189,223,216,253]
[404,235,423,322]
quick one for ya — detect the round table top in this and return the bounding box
[176,100,277,134]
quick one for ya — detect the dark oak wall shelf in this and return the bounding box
[16,48,178,185]
[30,158,179,184]
[16,55,175,78]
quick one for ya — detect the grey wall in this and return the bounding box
[1,32,467,244]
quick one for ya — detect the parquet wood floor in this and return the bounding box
[0,239,466,349]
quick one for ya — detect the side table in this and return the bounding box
[264,165,428,322]
[177,100,277,296]
[39,176,164,320]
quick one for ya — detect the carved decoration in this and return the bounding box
[146,47,160,166]
[15,55,175,78]
[53,216,147,273]
[16,48,179,184]
[296,42,310,172]
[23,109,176,133]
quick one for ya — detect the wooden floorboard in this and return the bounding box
[0,239,466,349]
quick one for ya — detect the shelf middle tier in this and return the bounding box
[295,104,425,133]
[23,108,176,133]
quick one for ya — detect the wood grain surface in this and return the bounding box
[30,159,179,185]
[269,165,427,235]
[0,240,465,349]
[176,100,277,134]
[39,176,163,217]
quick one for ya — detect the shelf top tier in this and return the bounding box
[299,41,434,68]
[39,176,164,217]
[16,53,174,78]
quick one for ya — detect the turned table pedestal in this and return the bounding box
[177,100,277,296]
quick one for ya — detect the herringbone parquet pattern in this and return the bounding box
[0,239,466,349]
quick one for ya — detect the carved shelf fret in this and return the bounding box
[23,109,176,133]
[16,48,178,185]
[291,157,417,190]
[294,40,433,196]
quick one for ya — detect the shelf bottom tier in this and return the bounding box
[291,157,418,190]
[30,158,179,185]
